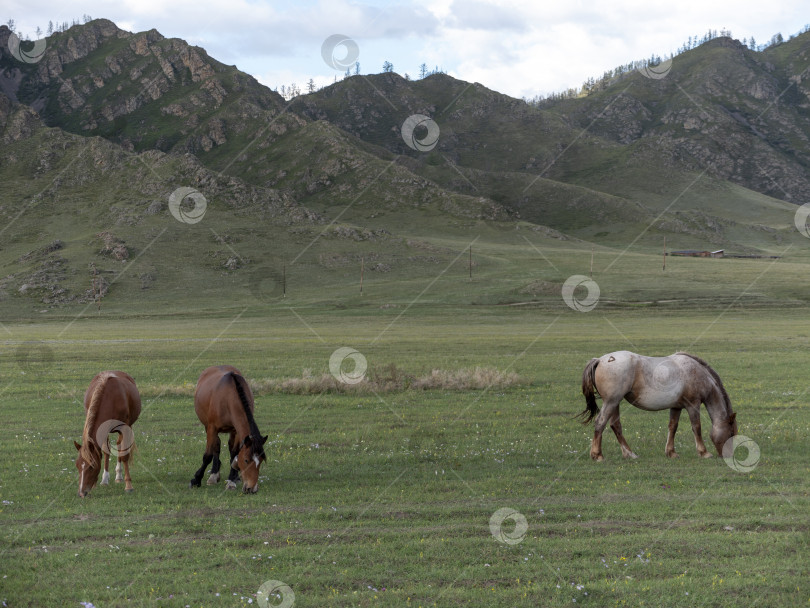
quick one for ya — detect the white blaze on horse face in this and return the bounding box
[253,455,261,468]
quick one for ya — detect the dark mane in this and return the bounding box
[227,372,266,460]
[675,352,733,416]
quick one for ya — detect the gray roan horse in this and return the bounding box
[579,351,737,461]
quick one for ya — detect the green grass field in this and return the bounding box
[1,304,808,607]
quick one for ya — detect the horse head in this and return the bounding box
[710,411,737,457]
[74,440,101,497]
[231,435,268,493]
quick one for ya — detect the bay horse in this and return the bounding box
[190,366,268,493]
[74,371,141,497]
[579,351,737,461]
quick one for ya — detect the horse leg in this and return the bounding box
[114,433,124,482]
[591,400,618,461]
[609,406,638,459]
[207,437,222,485]
[687,405,712,458]
[666,408,681,458]
[116,433,134,492]
[225,431,239,490]
[190,428,218,488]
[101,450,110,485]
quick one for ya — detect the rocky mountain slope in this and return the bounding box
[1,20,287,153]
[542,35,810,204]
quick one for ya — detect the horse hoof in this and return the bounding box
[225,480,237,490]
[207,473,220,485]
[591,454,604,462]
[700,452,713,459]
[625,452,638,459]
[125,488,134,493]
[667,452,679,459]
[189,480,201,488]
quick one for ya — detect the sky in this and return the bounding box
[4,0,809,99]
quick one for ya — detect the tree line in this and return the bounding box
[5,15,94,39]
[5,15,447,104]
[274,62,447,101]
[13,15,801,108]
[525,24,810,106]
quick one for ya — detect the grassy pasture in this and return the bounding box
[0,307,808,607]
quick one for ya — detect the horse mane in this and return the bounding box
[228,372,266,460]
[674,352,733,416]
[80,373,111,468]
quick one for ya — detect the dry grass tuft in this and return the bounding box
[53,366,524,400]
[409,367,521,391]
[251,364,524,395]
[250,372,346,395]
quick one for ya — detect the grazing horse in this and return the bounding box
[579,351,737,461]
[190,366,268,493]
[74,371,141,497]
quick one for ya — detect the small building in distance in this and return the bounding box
[670,249,724,258]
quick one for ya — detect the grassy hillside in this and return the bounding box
[2,99,809,319]
[3,21,810,319]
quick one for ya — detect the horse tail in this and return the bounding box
[577,358,601,424]
[106,426,138,460]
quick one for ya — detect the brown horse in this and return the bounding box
[579,351,737,461]
[74,371,141,497]
[190,366,268,493]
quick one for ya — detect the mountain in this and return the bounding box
[1,20,808,314]
[0,90,324,308]
[289,39,810,232]
[541,35,810,204]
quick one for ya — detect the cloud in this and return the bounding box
[445,0,529,32]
